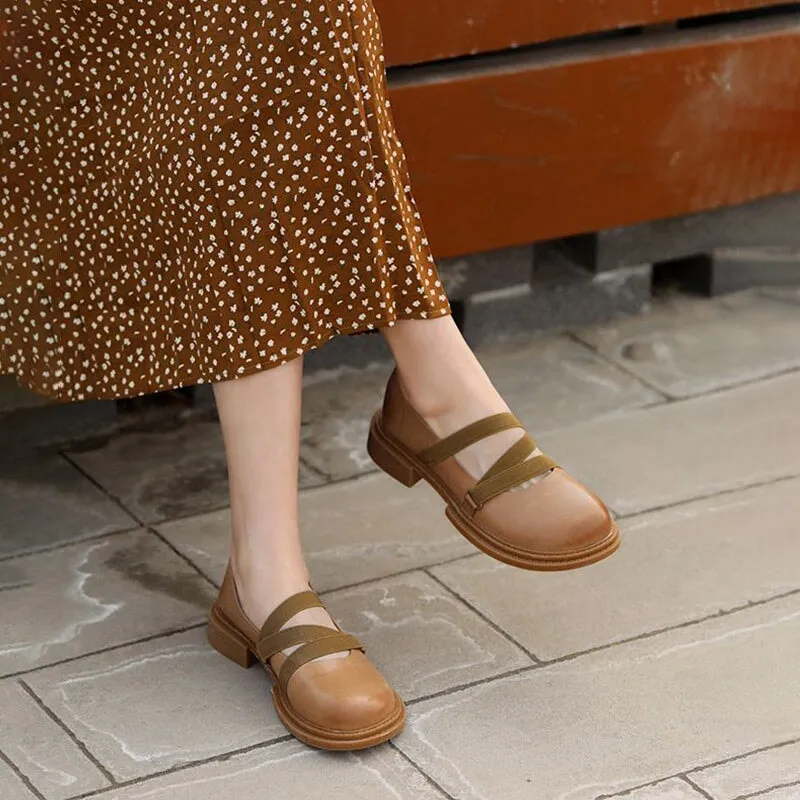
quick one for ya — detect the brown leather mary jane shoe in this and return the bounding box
[207,566,406,750]
[367,370,620,571]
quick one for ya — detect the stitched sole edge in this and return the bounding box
[272,688,407,751]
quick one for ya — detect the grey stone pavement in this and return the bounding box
[1,287,800,799]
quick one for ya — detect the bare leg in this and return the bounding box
[382,315,527,478]
[213,359,338,644]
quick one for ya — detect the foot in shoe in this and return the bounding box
[398,373,546,485]
[231,554,347,663]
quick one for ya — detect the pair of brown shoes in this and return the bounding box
[208,371,619,750]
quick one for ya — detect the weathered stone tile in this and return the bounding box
[26,629,285,782]
[300,335,660,481]
[432,479,800,660]
[0,531,214,676]
[155,509,232,586]
[396,594,800,800]
[748,786,800,800]
[575,292,800,398]
[539,372,800,516]
[0,453,134,558]
[68,421,324,524]
[89,739,445,799]
[481,334,662,433]
[689,740,800,800]
[606,779,706,799]
[300,363,393,481]
[0,757,37,800]
[159,473,473,591]
[0,680,109,799]
[325,572,531,701]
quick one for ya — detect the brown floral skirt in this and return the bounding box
[0,0,450,401]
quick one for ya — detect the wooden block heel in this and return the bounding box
[207,606,256,668]
[367,414,421,487]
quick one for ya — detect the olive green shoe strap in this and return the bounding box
[257,625,342,663]
[278,633,364,693]
[261,590,324,638]
[467,453,557,512]
[418,412,521,465]
[482,434,536,482]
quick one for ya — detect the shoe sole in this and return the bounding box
[367,411,621,571]
[207,604,406,751]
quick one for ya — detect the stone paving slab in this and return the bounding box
[68,422,324,525]
[25,629,283,782]
[23,571,529,784]
[431,477,800,660]
[748,786,800,800]
[396,594,800,800]
[0,453,134,559]
[0,757,36,800]
[0,531,214,677]
[539,372,800,517]
[158,473,472,592]
[0,680,109,799]
[300,334,661,481]
[688,739,800,800]
[324,572,531,701]
[575,292,800,398]
[605,779,707,799]
[89,740,445,800]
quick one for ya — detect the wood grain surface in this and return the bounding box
[387,21,800,258]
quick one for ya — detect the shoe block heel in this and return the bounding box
[367,420,421,488]
[207,608,256,668]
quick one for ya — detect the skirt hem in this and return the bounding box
[4,306,452,404]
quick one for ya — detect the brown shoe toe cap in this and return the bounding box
[286,652,400,733]
[475,468,613,556]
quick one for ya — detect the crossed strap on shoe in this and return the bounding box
[418,412,557,516]
[256,590,364,694]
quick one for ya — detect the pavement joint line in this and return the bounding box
[317,555,476,597]
[568,332,800,406]
[1,622,207,682]
[58,451,141,526]
[17,679,118,787]
[405,663,538,708]
[593,734,800,799]
[0,745,48,800]
[680,774,714,799]
[539,586,800,667]
[565,331,674,400]
[406,586,800,709]
[738,778,800,800]
[0,525,142,565]
[388,741,458,800]
[145,526,220,590]
[298,453,332,482]
[615,472,800,521]
[65,734,294,800]
[0,580,33,592]
[422,569,543,664]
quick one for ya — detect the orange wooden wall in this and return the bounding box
[375,3,800,259]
